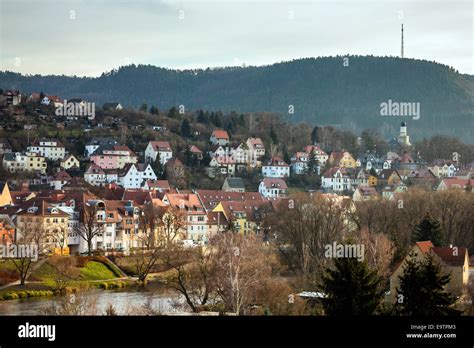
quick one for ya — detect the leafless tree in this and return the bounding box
[74,202,105,256]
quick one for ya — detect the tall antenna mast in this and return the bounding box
[401,24,404,58]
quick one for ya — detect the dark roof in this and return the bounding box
[224,177,245,189]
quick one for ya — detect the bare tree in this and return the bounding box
[164,245,218,312]
[74,202,105,256]
[12,220,45,286]
[213,233,272,315]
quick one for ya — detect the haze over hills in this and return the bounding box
[1,56,473,143]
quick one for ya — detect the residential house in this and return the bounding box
[352,186,379,202]
[162,193,208,242]
[291,152,309,175]
[209,156,236,177]
[117,163,157,189]
[429,160,458,178]
[408,169,438,189]
[356,152,390,173]
[27,138,66,161]
[328,150,357,168]
[84,138,118,158]
[3,152,47,174]
[3,90,21,106]
[145,141,173,165]
[189,145,203,161]
[437,178,472,192]
[143,179,171,192]
[382,183,408,200]
[222,177,246,192]
[60,154,80,170]
[304,145,329,166]
[246,137,265,161]
[90,145,137,169]
[322,167,352,192]
[84,163,107,186]
[41,95,63,108]
[50,171,72,190]
[16,200,69,254]
[346,168,369,188]
[378,169,402,187]
[389,241,469,302]
[262,156,290,178]
[210,129,230,146]
[258,178,288,198]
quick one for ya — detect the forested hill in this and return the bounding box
[1,56,473,142]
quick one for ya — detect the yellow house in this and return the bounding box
[389,241,469,303]
[60,154,80,170]
[25,152,47,174]
[378,169,402,186]
[368,175,378,187]
[329,151,356,168]
[16,200,69,255]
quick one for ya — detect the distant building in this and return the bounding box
[397,122,411,146]
[145,141,173,165]
[262,156,290,178]
[258,178,288,198]
[210,130,230,146]
[103,102,123,111]
[27,138,66,161]
[222,177,246,192]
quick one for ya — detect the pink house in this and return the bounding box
[90,145,137,169]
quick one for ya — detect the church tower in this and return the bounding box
[397,121,411,146]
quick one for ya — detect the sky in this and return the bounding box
[0,0,472,76]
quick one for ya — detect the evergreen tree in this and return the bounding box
[396,253,460,316]
[150,153,164,177]
[320,257,383,315]
[413,213,444,246]
[168,106,179,119]
[311,126,320,144]
[197,110,208,124]
[270,126,278,145]
[307,151,319,175]
[139,103,148,112]
[149,105,159,115]
[180,118,192,138]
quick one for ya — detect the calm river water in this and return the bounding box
[0,288,185,315]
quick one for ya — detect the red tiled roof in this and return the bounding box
[211,130,229,139]
[262,178,288,190]
[431,247,467,266]
[150,141,172,152]
[416,241,434,254]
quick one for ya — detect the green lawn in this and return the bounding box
[79,261,117,281]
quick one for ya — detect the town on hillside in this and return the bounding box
[0,88,473,319]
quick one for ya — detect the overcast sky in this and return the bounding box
[0,0,472,76]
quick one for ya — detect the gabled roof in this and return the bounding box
[432,247,468,266]
[379,169,401,180]
[223,177,245,189]
[211,129,229,139]
[261,178,288,190]
[190,145,203,154]
[197,190,263,211]
[416,241,434,254]
[440,178,472,189]
[323,166,348,178]
[85,163,105,175]
[54,171,72,181]
[149,141,172,152]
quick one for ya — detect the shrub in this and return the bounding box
[17,291,28,298]
[3,292,19,300]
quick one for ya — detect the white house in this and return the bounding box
[429,160,458,178]
[145,141,173,165]
[258,178,288,198]
[321,167,352,192]
[262,156,290,178]
[27,138,66,161]
[84,138,118,158]
[118,163,157,189]
[84,163,106,186]
[303,145,328,166]
[291,152,309,174]
[210,130,230,146]
[209,156,236,176]
[246,137,265,159]
[50,171,72,190]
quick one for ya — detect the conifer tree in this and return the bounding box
[413,214,444,246]
[396,253,460,316]
[320,257,383,315]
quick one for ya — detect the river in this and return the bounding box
[0,287,186,315]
